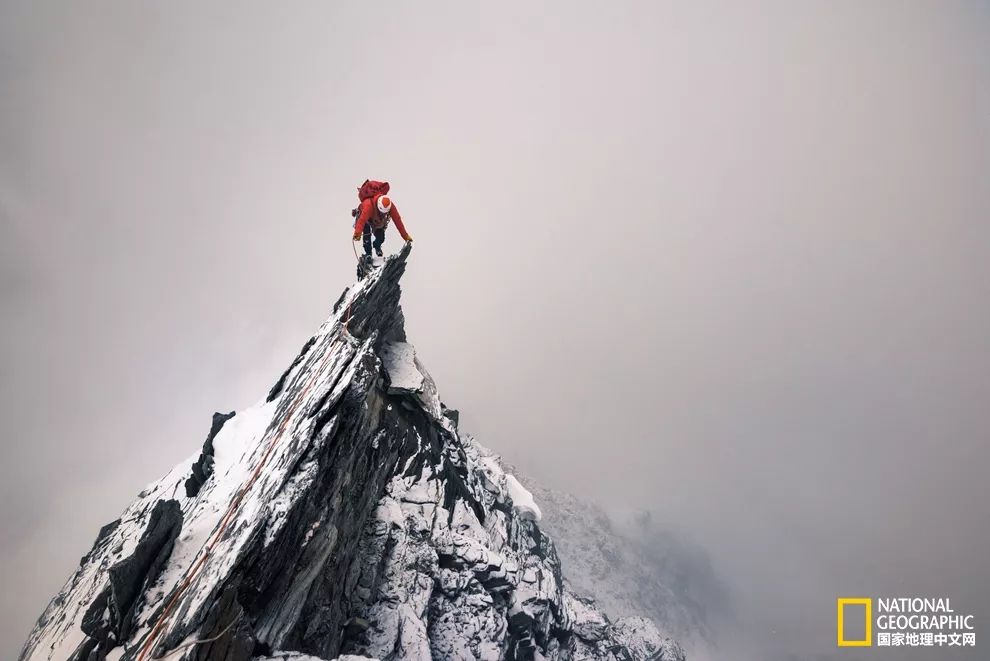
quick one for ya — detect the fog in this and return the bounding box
[1,2,988,659]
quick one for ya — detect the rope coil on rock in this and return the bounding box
[149,615,238,660]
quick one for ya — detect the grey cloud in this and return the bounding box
[1,2,988,659]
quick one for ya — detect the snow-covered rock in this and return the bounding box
[256,653,376,661]
[380,342,424,394]
[505,474,542,522]
[610,617,686,660]
[521,481,728,658]
[20,245,686,661]
[565,593,609,643]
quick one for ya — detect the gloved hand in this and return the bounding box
[353,232,362,241]
[404,235,413,243]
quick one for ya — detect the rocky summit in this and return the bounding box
[20,245,686,661]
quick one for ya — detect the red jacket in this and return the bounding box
[353,196,410,241]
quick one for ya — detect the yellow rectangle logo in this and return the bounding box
[837,598,872,647]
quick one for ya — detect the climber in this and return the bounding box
[351,179,412,258]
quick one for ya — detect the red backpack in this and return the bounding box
[357,179,390,202]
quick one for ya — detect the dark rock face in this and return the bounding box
[109,499,184,641]
[20,244,685,661]
[185,412,236,498]
[71,500,184,660]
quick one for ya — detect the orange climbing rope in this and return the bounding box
[137,240,361,660]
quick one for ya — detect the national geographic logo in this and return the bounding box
[837,597,976,649]
[837,598,872,647]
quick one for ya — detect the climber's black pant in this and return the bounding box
[362,224,385,256]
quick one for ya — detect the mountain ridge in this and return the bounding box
[21,246,686,661]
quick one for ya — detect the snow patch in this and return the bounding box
[505,474,542,522]
[255,654,378,661]
[381,342,424,394]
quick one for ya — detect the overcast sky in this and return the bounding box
[1,2,988,660]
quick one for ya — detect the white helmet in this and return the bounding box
[377,195,392,214]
